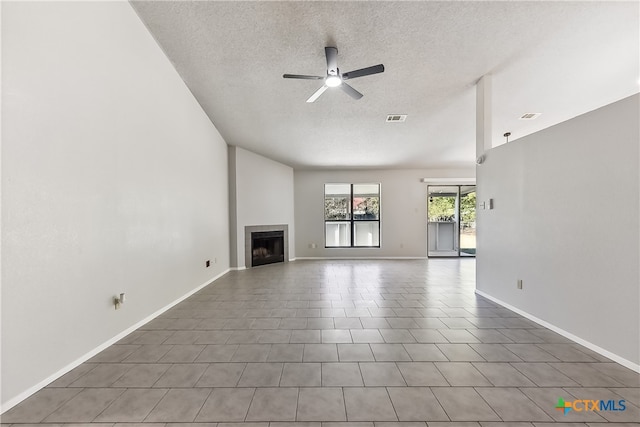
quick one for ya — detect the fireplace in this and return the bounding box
[244,224,289,268]
[251,230,285,267]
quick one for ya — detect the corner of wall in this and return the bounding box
[228,146,238,268]
[231,148,295,269]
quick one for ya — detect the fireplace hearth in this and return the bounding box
[251,230,284,267]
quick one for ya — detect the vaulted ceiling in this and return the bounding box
[131,1,639,169]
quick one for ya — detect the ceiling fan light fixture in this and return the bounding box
[284,46,384,102]
[325,75,342,87]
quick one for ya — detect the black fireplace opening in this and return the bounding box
[251,230,285,267]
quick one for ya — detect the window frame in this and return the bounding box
[324,183,381,248]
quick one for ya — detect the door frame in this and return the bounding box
[427,184,476,258]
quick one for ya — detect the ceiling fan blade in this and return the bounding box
[283,74,324,80]
[342,64,385,80]
[340,82,363,100]
[306,85,329,103]
[325,47,338,75]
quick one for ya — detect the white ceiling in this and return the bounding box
[131,1,639,170]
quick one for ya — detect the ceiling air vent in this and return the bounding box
[386,114,407,122]
[519,112,542,120]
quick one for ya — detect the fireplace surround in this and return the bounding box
[244,224,289,268]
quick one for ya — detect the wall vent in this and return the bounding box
[519,112,542,120]
[386,114,407,122]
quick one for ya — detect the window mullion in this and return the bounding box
[350,184,354,248]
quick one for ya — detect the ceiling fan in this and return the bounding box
[283,46,384,103]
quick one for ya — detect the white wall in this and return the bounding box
[1,1,230,409]
[229,147,295,268]
[476,94,640,367]
[294,169,474,258]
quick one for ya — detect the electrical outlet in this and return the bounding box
[517,279,523,290]
[214,258,217,263]
[114,293,125,310]
[206,260,210,268]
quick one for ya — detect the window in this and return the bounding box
[325,183,380,247]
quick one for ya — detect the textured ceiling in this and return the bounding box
[131,1,639,169]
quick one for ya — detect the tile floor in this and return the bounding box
[2,259,639,426]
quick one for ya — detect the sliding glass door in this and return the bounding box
[427,186,459,257]
[459,186,476,256]
[427,185,476,257]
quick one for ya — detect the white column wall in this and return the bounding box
[229,147,295,268]
[476,94,640,368]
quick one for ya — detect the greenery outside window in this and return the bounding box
[325,183,380,248]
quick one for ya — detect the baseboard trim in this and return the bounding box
[1,268,231,414]
[475,289,640,373]
[295,256,427,260]
[232,257,424,265]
